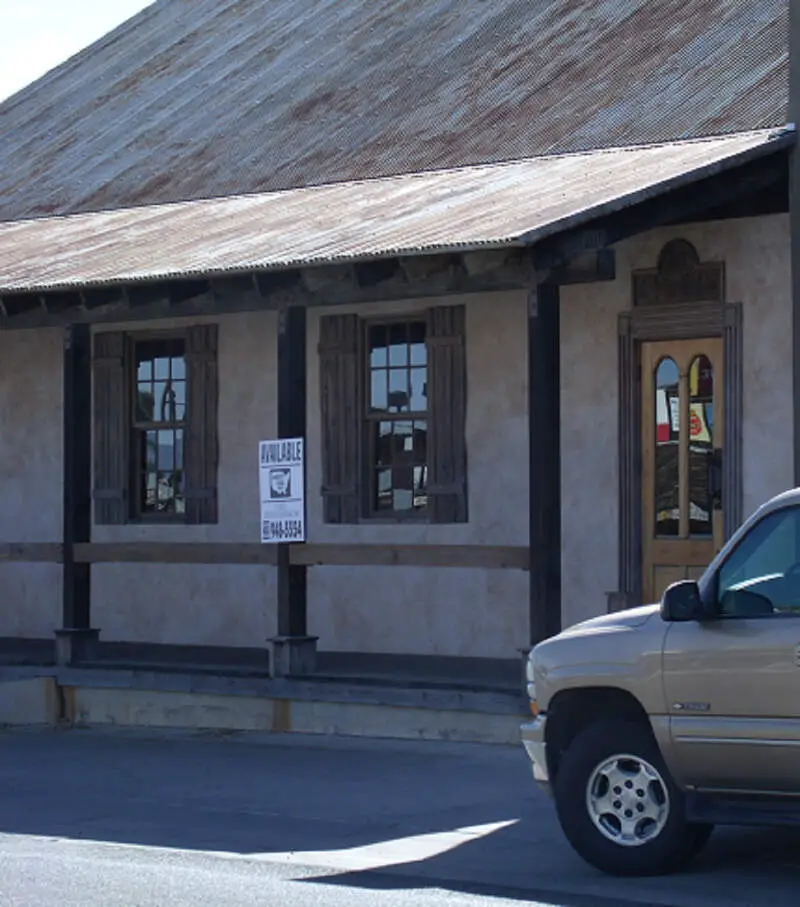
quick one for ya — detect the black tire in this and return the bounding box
[553,719,713,877]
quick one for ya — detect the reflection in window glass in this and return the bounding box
[133,338,187,516]
[367,321,428,515]
[717,507,800,616]
[654,357,679,537]
[689,355,714,537]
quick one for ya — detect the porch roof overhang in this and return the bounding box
[0,126,793,307]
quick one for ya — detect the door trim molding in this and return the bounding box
[615,301,744,609]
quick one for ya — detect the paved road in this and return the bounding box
[0,728,798,907]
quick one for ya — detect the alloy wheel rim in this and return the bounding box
[585,753,670,847]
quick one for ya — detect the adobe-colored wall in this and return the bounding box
[2,214,789,654]
[0,328,62,637]
[0,292,530,659]
[559,214,792,628]
[91,310,280,647]
[305,291,529,657]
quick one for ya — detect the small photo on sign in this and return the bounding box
[269,468,292,499]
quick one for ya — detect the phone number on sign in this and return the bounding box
[262,519,304,541]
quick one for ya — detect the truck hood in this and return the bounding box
[558,603,659,638]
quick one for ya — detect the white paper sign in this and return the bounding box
[259,437,305,543]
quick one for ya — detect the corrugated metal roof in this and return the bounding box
[0,129,788,295]
[0,0,788,222]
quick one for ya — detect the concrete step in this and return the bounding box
[0,668,527,746]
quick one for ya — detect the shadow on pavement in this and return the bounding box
[295,816,800,907]
[1,729,800,906]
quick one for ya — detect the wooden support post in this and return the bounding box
[528,275,562,646]
[271,306,316,676]
[56,323,98,665]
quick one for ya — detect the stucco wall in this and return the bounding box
[5,214,787,654]
[0,292,529,658]
[0,328,63,637]
[559,214,791,629]
[306,291,529,658]
[94,292,530,657]
[90,310,279,647]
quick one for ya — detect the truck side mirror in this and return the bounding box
[660,579,704,622]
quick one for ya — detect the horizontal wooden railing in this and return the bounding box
[0,543,64,563]
[0,542,529,570]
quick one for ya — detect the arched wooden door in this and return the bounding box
[641,338,724,603]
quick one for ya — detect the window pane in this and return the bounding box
[145,430,158,469]
[153,381,168,420]
[137,359,153,382]
[388,368,409,411]
[171,356,186,380]
[689,355,714,538]
[137,387,155,421]
[412,420,427,462]
[409,322,426,366]
[392,422,414,464]
[134,338,186,428]
[410,368,427,412]
[174,430,184,470]
[413,465,428,509]
[172,380,187,421]
[374,422,393,466]
[388,323,408,366]
[718,508,800,616]
[138,427,185,516]
[157,430,175,471]
[370,370,388,411]
[375,468,393,511]
[154,356,170,380]
[654,357,679,537]
[365,320,430,517]
[391,465,414,511]
[369,326,387,368]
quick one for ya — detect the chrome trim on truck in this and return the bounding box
[521,715,551,796]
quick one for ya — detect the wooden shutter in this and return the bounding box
[184,324,219,524]
[319,314,360,523]
[427,305,468,523]
[92,331,128,525]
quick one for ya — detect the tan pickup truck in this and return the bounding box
[521,487,800,877]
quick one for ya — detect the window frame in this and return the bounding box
[708,504,800,620]
[128,329,189,524]
[360,314,430,523]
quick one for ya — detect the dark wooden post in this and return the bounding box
[270,305,316,676]
[528,277,562,646]
[55,322,98,665]
[791,0,800,485]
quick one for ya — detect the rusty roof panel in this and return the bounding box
[0,130,788,294]
[0,0,789,222]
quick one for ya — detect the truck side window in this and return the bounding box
[717,506,800,618]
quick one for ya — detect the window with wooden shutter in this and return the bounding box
[92,325,219,526]
[184,324,219,525]
[319,305,467,524]
[92,332,128,525]
[426,305,468,523]
[319,314,361,523]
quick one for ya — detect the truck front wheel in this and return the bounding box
[553,720,712,876]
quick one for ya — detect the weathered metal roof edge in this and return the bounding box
[0,127,789,231]
[518,125,796,247]
[0,127,792,296]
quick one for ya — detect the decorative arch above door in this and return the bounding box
[614,239,743,609]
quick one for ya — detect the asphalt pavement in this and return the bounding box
[0,727,798,907]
